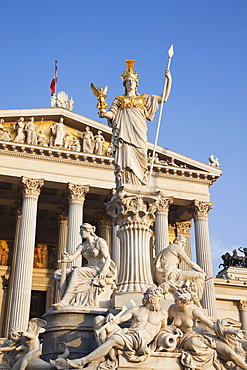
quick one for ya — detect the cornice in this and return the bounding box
[0,141,220,185]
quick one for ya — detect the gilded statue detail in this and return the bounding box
[94,60,172,187]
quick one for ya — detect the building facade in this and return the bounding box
[0,107,246,337]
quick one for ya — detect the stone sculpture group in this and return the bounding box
[0,118,108,156]
[0,59,245,370]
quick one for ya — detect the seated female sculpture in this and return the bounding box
[168,288,247,370]
[53,223,116,309]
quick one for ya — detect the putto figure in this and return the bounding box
[98,60,172,187]
[53,223,116,309]
[67,287,168,368]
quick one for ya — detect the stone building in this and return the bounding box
[0,107,246,338]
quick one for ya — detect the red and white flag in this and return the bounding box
[50,61,58,95]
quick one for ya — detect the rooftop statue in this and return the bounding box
[168,287,247,370]
[0,119,11,142]
[78,126,94,153]
[25,117,38,145]
[13,117,25,143]
[93,60,172,187]
[154,235,206,306]
[67,287,168,369]
[50,118,69,147]
[53,223,116,309]
[219,248,247,269]
[93,130,105,155]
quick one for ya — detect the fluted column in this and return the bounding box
[189,200,216,317]
[176,221,193,271]
[111,223,120,275]
[94,212,112,251]
[106,188,159,294]
[155,196,173,254]
[9,177,44,331]
[66,183,89,267]
[5,203,22,336]
[54,206,68,302]
[238,300,247,330]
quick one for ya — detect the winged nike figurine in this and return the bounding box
[90,83,108,112]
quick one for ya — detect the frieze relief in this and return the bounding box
[0,117,112,156]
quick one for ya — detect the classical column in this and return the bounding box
[111,223,120,274]
[5,202,22,336]
[106,188,159,295]
[155,196,173,254]
[176,221,193,271]
[189,200,216,317]
[238,300,247,330]
[54,206,68,302]
[66,183,89,267]
[55,206,69,267]
[94,212,112,250]
[9,177,44,331]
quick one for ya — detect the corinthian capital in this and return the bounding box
[106,191,158,228]
[157,195,173,214]
[67,183,89,204]
[175,221,193,236]
[94,211,112,229]
[188,200,213,221]
[238,300,247,311]
[21,177,44,199]
[55,205,68,223]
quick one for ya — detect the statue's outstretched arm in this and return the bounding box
[155,70,172,104]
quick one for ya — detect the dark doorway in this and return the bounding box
[30,290,47,319]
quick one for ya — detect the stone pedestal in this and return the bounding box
[118,352,182,370]
[42,307,108,361]
[106,186,160,306]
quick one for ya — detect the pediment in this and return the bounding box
[0,107,222,182]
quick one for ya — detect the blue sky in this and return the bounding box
[1,0,246,273]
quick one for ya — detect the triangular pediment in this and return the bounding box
[0,107,222,181]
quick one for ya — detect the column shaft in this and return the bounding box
[5,204,21,336]
[155,196,173,255]
[190,200,216,317]
[238,300,247,330]
[9,177,43,331]
[66,183,89,267]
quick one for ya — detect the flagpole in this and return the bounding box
[54,60,58,96]
[147,45,174,187]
